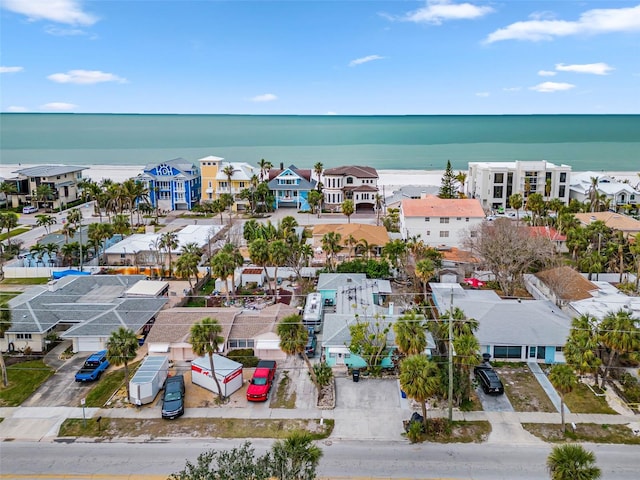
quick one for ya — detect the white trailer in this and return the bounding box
[191,354,243,398]
[303,292,323,332]
[129,355,169,405]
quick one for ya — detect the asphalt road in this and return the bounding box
[23,353,95,407]
[1,440,638,479]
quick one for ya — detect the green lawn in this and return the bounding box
[564,382,617,414]
[0,359,54,406]
[0,292,21,303]
[0,278,50,285]
[0,227,30,241]
[85,361,141,407]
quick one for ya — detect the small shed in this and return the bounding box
[191,354,243,397]
[129,355,169,405]
[125,280,169,297]
[241,267,266,287]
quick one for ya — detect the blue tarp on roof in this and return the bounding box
[52,270,91,279]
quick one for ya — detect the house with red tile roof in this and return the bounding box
[527,226,568,253]
[400,195,485,249]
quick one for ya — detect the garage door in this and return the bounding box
[77,338,104,352]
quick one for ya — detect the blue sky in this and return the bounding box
[1,0,639,114]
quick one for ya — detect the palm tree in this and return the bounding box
[35,184,54,211]
[453,332,480,403]
[565,314,602,386]
[277,314,319,390]
[210,250,237,303]
[546,444,601,480]
[43,243,60,266]
[321,231,342,271]
[88,222,114,264]
[35,214,57,234]
[509,193,523,223]
[105,327,139,401]
[341,199,354,223]
[414,258,435,300]
[222,164,236,196]
[599,309,640,388]
[190,317,225,401]
[66,208,84,271]
[158,231,179,277]
[307,190,322,218]
[269,239,289,303]
[271,431,323,480]
[29,243,46,266]
[0,301,12,386]
[258,158,272,183]
[313,162,323,187]
[0,212,19,249]
[393,311,427,356]
[249,237,272,293]
[526,192,545,226]
[548,364,577,433]
[374,193,384,226]
[399,354,440,428]
[174,251,200,291]
[0,181,17,209]
[588,176,600,213]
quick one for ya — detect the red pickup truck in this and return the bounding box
[246,360,277,402]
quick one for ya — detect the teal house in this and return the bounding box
[319,273,435,369]
[267,164,316,211]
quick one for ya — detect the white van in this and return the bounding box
[22,206,38,214]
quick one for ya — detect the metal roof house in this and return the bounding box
[430,283,571,364]
[1,275,167,354]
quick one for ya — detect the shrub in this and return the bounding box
[312,362,333,387]
[226,348,259,368]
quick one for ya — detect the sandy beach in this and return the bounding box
[0,164,637,193]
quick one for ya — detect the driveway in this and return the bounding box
[23,353,98,407]
[475,385,514,412]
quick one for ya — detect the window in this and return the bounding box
[559,172,566,182]
[555,346,563,352]
[208,181,212,187]
[424,217,430,222]
[493,346,522,359]
[439,231,449,238]
[529,347,536,358]
[425,230,431,236]
[16,333,32,340]
[465,217,469,222]
[440,217,449,224]
[346,177,354,184]
[456,217,461,221]
[494,173,504,183]
[239,182,245,188]
[493,186,504,198]
[559,186,566,197]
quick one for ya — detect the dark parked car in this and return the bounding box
[304,327,317,357]
[162,375,185,419]
[474,364,504,395]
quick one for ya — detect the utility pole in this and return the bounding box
[448,287,454,422]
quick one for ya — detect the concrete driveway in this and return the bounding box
[23,353,98,407]
[475,385,514,412]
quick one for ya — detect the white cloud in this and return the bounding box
[1,0,97,26]
[475,92,490,97]
[326,111,338,115]
[0,66,23,73]
[41,102,78,111]
[485,4,640,43]
[530,82,576,93]
[250,93,277,102]
[555,62,614,75]
[349,55,385,67]
[538,70,557,77]
[397,0,494,25]
[5,106,29,112]
[503,87,522,92]
[47,70,127,85]
[44,25,90,36]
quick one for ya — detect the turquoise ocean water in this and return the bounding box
[1,114,638,171]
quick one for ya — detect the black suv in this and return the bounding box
[474,364,504,395]
[162,375,185,419]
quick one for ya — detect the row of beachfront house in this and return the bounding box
[3,158,638,215]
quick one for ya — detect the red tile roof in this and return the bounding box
[401,195,485,218]
[527,226,566,241]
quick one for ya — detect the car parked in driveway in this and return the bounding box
[162,375,185,419]
[474,364,504,395]
[304,327,317,357]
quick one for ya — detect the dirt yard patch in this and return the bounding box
[59,417,334,440]
[522,422,640,444]
[494,363,556,413]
